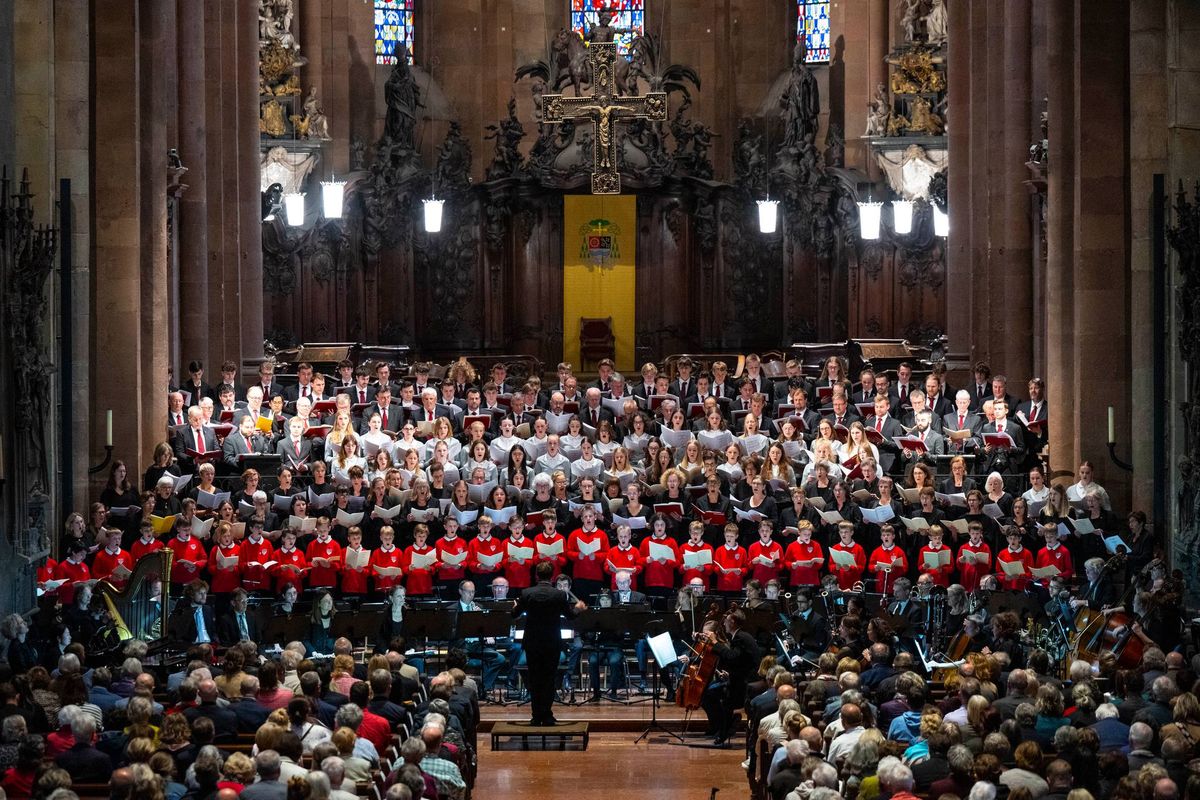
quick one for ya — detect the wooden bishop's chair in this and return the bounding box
[579,317,615,371]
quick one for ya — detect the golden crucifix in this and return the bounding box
[542,41,667,194]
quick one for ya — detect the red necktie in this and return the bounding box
[958,414,965,428]
[382,410,388,428]
[876,417,883,433]
[997,423,1005,434]
[592,409,599,425]
[1030,404,1039,422]
[196,430,205,454]
[295,440,301,456]
[244,435,252,451]
[359,390,366,404]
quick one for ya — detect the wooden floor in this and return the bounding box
[475,731,746,799]
[474,697,747,798]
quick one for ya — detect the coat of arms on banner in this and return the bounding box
[579,218,621,269]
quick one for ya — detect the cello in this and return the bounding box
[676,602,735,710]
[1067,553,1144,670]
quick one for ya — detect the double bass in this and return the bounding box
[1067,554,1144,670]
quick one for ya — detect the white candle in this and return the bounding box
[106,409,113,447]
[1107,406,1114,444]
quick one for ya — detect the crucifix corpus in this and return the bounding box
[542,41,667,195]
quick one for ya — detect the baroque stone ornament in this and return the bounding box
[1168,182,1200,592]
[1,169,58,496]
[364,48,425,255]
[484,96,527,181]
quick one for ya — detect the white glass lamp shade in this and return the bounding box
[757,200,779,234]
[857,201,883,240]
[892,200,914,235]
[283,193,305,227]
[424,198,445,233]
[933,205,949,237]
[321,179,346,219]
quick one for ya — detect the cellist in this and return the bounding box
[690,608,762,748]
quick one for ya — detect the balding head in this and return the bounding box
[240,674,260,696]
[800,725,824,755]
[134,672,155,692]
[421,724,444,752]
[217,791,240,800]
[776,684,798,702]
[840,703,863,729]
[198,678,218,702]
[1156,779,1179,800]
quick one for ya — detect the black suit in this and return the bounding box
[54,743,113,783]
[179,381,215,405]
[254,381,286,401]
[173,425,220,469]
[344,385,378,407]
[1080,577,1117,611]
[228,697,272,733]
[516,581,580,725]
[168,602,219,645]
[275,436,315,470]
[865,415,907,474]
[979,421,1025,475]
[926,393,953,420]
[183,701,240,742]
[612,590,648,605]
[217,608,260,644]
[669,378,695,401]
[579,405,614,428]
[222,432,266,470]
[359,401,402,434]
[942,410,981,453]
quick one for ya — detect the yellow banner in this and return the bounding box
[562,194,636,373]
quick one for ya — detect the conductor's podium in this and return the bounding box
[491,720,590,751]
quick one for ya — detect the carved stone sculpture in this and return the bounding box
[780,40,820,148]
[866,83,892,137]
[384,46,420,151]
[302,87,332,141]
[901,0,924,44]
[925,0,948,47]
[484,96,527,181]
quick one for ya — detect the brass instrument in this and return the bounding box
[93,550,174,650]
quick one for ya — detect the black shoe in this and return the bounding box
[544,716,559,726]
[665,689,676,703]
[606,688,620,701]
[713,736,730,748]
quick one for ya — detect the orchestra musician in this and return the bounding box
[691,609,761,747]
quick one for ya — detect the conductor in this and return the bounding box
[515,561,586,726]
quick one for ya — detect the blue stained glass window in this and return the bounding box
[570,0,645,57]
[797,1,830,63]
[375,0,414,65]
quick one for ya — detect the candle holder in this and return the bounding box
[88,445,114,476]
[1106,441,1133,473]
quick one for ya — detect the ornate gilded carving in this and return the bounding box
[888,49,946,95]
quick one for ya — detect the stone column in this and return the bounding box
[138,0,171,454]
[53,0,92,503]
[177,0,210,370]
[1128,0,1169,512]
[1043,0,1076,482]
[93,0,149,462]
[944,0,971,370]
[238,0,264,362]
[0,3,13,170]
[1002,0,1033,381]
[1073,0,1131,509]
[966,1,988,363]
[203,0,231,365]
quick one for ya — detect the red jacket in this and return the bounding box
[341,546,371,594]
[207,544,242,593]
[238,536,275,592]
[784,540,823,587]
[92,547,135,590]
[402,544,435,595]
[679,541,715,584]
[605,544,643,588]
[996,546,1034,591]
[956,542,992,592]
[918,543,954,587]
[435,537,469,582]
[639,536,680,588]
[271,547,308,592]
[830,542,866,590]
[467,535,506,576]
[566,528,610,582]
[503,536,536,589]
[305,538,343,588]
[166,535,206,585]
[370,545,405,592]
[867,545,907,593]
[747,540,784,584]
[713,544,747,592]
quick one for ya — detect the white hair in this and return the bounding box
[1096,703,1119,720]
[967,783,997,800]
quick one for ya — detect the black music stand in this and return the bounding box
[262,614,309,650]
[330,608,383,646]
[635,631,685,744]
[405,608,456,671]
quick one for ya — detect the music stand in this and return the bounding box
[455,610,514,640]
[405,607,456,668]
[635,631,685,744]
[262,613,308,650]
[330,608,383,644]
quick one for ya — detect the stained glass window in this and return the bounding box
[797,1,830,63]
[375,0,414,65]
[570,0,645,57]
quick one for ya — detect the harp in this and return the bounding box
[94,549,174,648]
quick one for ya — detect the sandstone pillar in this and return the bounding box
[177,0,210,370]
